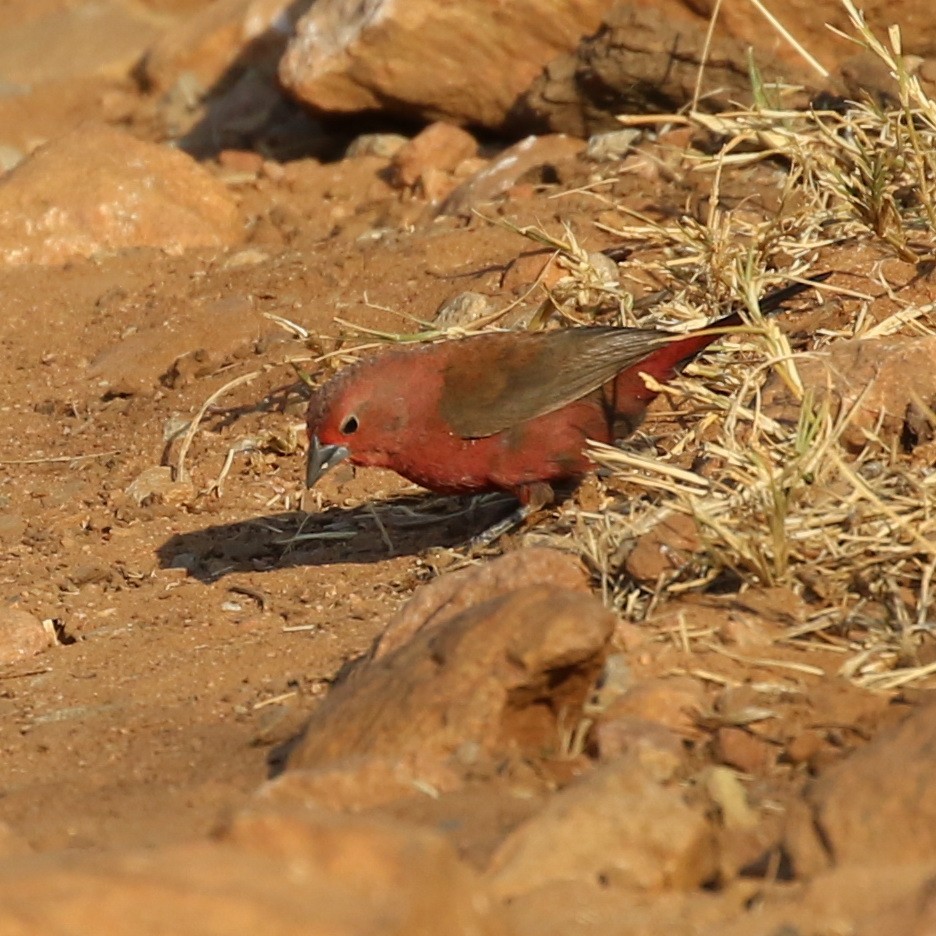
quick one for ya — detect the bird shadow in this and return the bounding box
[156,492,515,580]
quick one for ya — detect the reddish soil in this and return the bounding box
[2,4,936,932]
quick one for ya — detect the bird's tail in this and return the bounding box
[608,271,831,435]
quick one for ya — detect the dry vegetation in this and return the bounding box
[182,4,936,690]
[549,1,936,691]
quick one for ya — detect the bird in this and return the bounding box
[305,273,829,540]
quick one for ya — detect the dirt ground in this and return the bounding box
[3,3,936,933]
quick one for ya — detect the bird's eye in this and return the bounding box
[339,414,359,435]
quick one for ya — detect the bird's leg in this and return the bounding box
[467,482,554,550]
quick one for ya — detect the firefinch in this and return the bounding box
[306,274,828,517]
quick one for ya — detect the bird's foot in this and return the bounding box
[467,502,537,550]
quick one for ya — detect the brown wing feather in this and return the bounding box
[438,327,670,438]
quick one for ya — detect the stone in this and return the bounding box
[713,727,775,775]
[487,757,717,897]
[514,2,831,136]
[0,123,243,266]
[125,467,195,507]
[585,128,640,161]
[785,703,936,874]
[139,0,294,95]
[373,547,590,660]
[440,135,584,216]
[0,0,160,86]
[604,676,707,738]
[278,585,615,808]
[279,0,616,130]
[0,607,55,665]
[625,512,701,584]
[389,122,478,189]
[0,814,498,936]
[592,715,684,779]
[763,335,936,451]
[433,292,497,329]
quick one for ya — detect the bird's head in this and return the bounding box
[305,361,407,488]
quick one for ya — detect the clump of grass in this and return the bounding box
[514,3,936,690]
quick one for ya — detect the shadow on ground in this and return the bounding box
[156,493,516,578]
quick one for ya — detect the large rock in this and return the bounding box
[269,585,615,809]
[0,124,243,266]
[762,335,936,451]
[279,0,617,130]
[785,703,936,874]
[373,547,590,659]
[139,0,295,95]
[0,807,498,936]
[487,757,717,897]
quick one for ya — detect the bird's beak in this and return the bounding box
[306,436,351,488]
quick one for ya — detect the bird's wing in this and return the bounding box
[438,327,670,438]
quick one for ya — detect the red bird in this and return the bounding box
[306,275,828,516]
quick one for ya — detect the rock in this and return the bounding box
[0,144,23,173]
[440,135,584,216]
[125,466,195,507]
[373,547,589,660]
[585,128,640,161]
[433,292,497,329]
[0,123,243,266]
[713,727,775,775]
[279,0,616,130]
[0,814,497,936]
[487,757,717,897]
[0,608,55,665]
[345,133,409,159]
[277,585,614,808]
[602,676,707,738]
[763,335,936,451]
[515,4,817,136]
[389,122,478,189]
[139,0,294,95]
[88,296,264,397]
[0,1,160,86]
[625,512,701,584]
[785,703,936,874]
[592,715,684,779]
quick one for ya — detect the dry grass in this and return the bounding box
[512,2,936,690]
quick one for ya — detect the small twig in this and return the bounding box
[174,371,262,482]
[0,450,119,466]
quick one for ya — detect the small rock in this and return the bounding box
[218,149,265,175]
[0,123,243,266]
[345,133,409,158]
[593,715,684,779]
[625,512,701,583]
[125,467,195,507]
[763,335,936,451]
[487,757,717,897]
[0,144,23,173]
[441,134,584,215]
[433,292,497,329]
[714,726,775,774]
[585,128,640,161]
[785,702,936,873]
[282,584,615,808]
[606,676,707,738]
[389,122,478,189]
[0,607,55,665]
[374,546,589,659]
